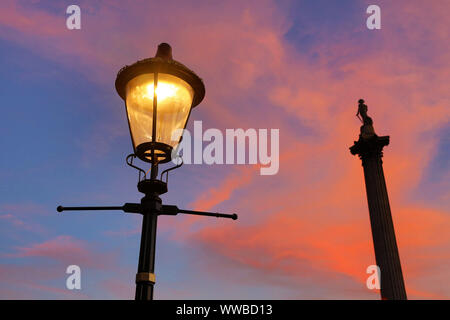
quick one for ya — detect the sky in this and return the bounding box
[0,0,449,299]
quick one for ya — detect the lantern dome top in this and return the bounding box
[115,43,205,107]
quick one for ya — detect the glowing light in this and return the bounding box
[143,81,179,103]
[125,73,194,150]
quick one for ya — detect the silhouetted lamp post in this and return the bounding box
[57,43,237,300]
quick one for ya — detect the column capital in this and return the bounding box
[350,135,390,160]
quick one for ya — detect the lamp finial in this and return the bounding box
[155,43,172,60]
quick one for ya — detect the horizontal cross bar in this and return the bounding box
[173,207,237,220]
[57,204,238,220]
[57,205,123,212]
[57,203,141,214]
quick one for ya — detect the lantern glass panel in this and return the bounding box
[125,73,194,153]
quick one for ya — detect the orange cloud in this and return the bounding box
[164,1,450,299]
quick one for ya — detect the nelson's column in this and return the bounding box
[350,99,407,300]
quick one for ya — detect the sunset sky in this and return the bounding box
[0,0,449,299]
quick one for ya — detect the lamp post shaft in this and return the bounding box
[57,175,237,300]
[350,135,407,300]
[135,193,160,300]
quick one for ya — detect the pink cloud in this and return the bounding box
[100,278,134,300]
[161,1,450,299]
[0,203,49,235]
[0,264,89,299]
[8,235,113,270]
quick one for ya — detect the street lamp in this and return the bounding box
[115,42,205,168]
[57,43,237,300]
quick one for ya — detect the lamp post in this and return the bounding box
[57,43,237,300]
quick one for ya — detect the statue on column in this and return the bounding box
[356,99,376,138]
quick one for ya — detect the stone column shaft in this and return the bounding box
[350,135,407,300]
